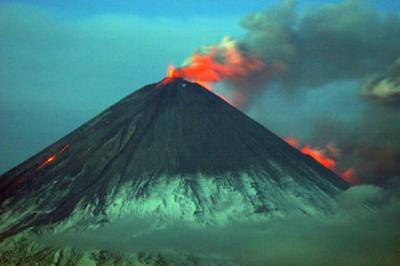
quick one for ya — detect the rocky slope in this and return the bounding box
[0,78,349,264]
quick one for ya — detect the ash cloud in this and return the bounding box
[240,0,400,89]
[37,185,400,265]
[233,0,400,185]
[308,105,400,185]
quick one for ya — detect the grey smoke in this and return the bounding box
[234,0,400,185]
[240,0,400,89]
[308,105,400,184]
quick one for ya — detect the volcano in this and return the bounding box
[0,77,348,263]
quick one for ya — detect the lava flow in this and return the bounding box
[156,65,182,88]
[36,144,70,170]
[14,144,70,184]
[284,137,357,184]
[166,65,181,79]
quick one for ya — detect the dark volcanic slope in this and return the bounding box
[0,78,349,239]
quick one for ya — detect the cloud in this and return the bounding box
[362,58,400,102]
[32,184,400,265]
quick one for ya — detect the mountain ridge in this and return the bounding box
[0,78,349,242]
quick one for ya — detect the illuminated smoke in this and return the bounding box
[159,0,400,185]
[284,137,336,170]
[309,109,400,185]
[163,37,283,107]
[179,38,265,83]
[285,137,357,184]
[239,0,400,185]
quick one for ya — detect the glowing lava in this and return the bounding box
[37,144,70,170]
[166,65,181,79]
[14,144,70,185]
[300,145,336,169]
[284,137,357,184]
[156,65,182,88]
[37,155,56,170]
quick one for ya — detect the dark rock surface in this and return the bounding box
[0,78,348,248]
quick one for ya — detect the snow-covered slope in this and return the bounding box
[0,78,348,246]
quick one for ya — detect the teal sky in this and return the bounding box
[0,0,399,173]
[2,0,400,16]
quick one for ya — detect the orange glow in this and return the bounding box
[166,65,181,79]
[36,144,70,170]
[37,155,56,170]
[176,40,265,90]
[284,137,300,148]
[300,145,336,169]
[284,137,336,170]
[14,144,70,184]
[342,168,359,184]
[156,37,282,104]
[156,65,181,88]
[284,137,357,184]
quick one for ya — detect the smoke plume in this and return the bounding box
[241,0,400,88]
[173,37,283,107]
[308,105,400,185]
[202,0,400,185]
